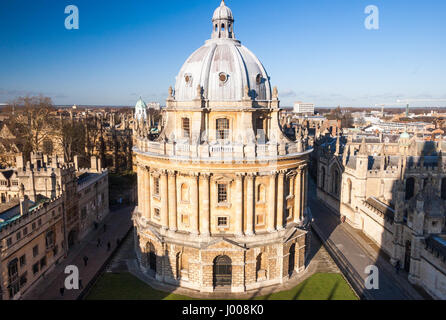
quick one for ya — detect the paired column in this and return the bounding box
[168,170,177,231]
[161,170,169,230]
[302,166,308,220]
[277,171,285,230]
[294,168,302,223]
[235,174,244,236]
[191,174,199,235]
[137,165,143,215]
[268,172,277,232]
[245,174,255,236]
[199,174,210,236]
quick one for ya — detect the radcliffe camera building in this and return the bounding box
[133,1,312,293]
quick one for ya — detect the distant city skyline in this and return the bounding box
[1,0,446,108]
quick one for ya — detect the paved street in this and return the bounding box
[22,206,134,300]
[308,178,425,300]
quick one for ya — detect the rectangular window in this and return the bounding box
[40,257,47,269]
[217,183,228,203]
[16,231,21,241]
[182,118,190,138]
[181,214,189,226]
[81,207,87,220]
[32,222,36,230]
[33,245,39,257]
[256,214,264,226]
[6,237,12,247]
[20,273,27,287]
[23,227,28,236]
[32,263,39,275]
[154,177,160,196]
[38,219,42,227]
[20,255,26,267]
[216,118,230,140]
[217,216,228,227]
[154,208,160,217]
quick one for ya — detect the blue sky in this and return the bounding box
[0,0,445,107]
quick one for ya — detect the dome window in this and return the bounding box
[184,74,192,87]
[219,72,228,83]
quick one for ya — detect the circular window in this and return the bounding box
[256,74,262,85]
[219,72,228,83]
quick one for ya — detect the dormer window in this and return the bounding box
[256,74,262,85]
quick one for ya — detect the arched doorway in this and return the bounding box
[147,243,157,273]
[213,255,232,288]
[288,244,296,277]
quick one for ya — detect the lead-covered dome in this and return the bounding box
[174,1,272,102]
[212,0,233,22]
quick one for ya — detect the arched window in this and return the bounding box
[215,24,218,31]
[346,179,352,204]
[181,183,189,202]
[332,169,340,196]
[147,243,156,272]
[221,23,225,31]
[257,184,266,203]
[288,244,296,277]
[442,178,446,200]
[405,177,415,200]
[216,118,230,140]
[213,255,232,287]
[321,167,326,190]
[182,118,190,138]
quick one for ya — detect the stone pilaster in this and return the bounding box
[168,170,177,231]
[199,173,210,236]
[246,174,254,235]
[268,172,277,232]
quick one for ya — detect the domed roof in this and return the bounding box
[213,0,233,22]
[174,1,272,102]
[400,131,410,139]
[135,97,147,111]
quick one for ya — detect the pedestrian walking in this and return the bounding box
[83,255,89,267]
[107,241,111,251]
[97,238,101,247]
[60,287,65,296]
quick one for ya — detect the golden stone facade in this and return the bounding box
[132,1,312,293]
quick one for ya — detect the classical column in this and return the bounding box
[161,170,168,230]
[191,173,199,235]
[277,171,285,230]
[235,173,244,236]
[268,172,277,232]
[199,173,210,236]
[168,170,177,231]
[245,174,254,235]
[144,167,151,220]
[294,168,302,223]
